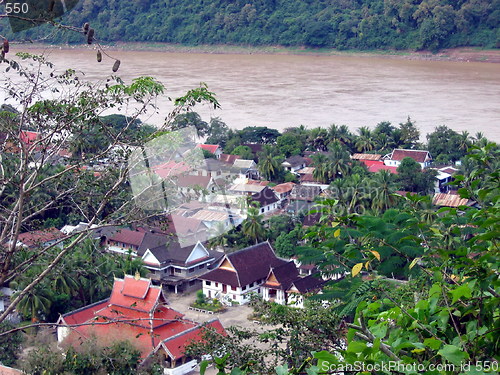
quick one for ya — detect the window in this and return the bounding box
[231,286,236,291]
[205,281,211,286]
[215,283,219,287]
[242,285,247,290]
[175,268,181,273]
[188,268,195,273]
[198,264,204,269]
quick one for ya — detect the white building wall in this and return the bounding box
[164,360,197,375]
[202,281,261,304]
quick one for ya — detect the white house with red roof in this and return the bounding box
[57,275,225,374]
[196,144,223,159]
[383,149,432,169]
[270,182,296,203]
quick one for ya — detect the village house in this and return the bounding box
[142,240,219,293]
[196,144,223,159]
[200,242,325,307]
[250,186,280,214]
[200,242,288,304]
[189,158,233,179]
[359,160,398,174]
[232,159,259,179]
[228,181,266,196]
[434,166,459,193]
[57,275,225,375]
[270,182,295,203]
[165,213,209,245]
[219,153,241,164]
[13,227,65,249]
[281,155,309,173]
[106,226,218,292]
[176,175,215,198]
[287,185,323,215]
[383,149,432,169]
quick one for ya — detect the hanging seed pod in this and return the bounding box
[48,0,55,12]
[3,40,9,54]
[112,59,121,72]
[96,50,102,62]
[87,28,95,44]
[83,23,89,35]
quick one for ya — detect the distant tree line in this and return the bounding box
[1,0,499,51]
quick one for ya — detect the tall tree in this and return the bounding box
[241,206,266,244]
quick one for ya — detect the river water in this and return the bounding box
[7,48,500,142]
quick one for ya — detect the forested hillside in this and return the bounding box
[2,0,499,50]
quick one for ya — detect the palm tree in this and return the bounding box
[242,206,266,244]
[257,148,280,181]
[311,153,329,183]
[13,286,52,322]
[457,131,471,152]
[308,128,328,151]
[370,170,397,213]
[208,222,229,249]
[328,141,352,179]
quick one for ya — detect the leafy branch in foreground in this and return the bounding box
[0,51,219,326]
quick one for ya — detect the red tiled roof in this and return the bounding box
[17,227,65,247]
[122,276,150,299]
[96,304,183,329]
[60,275,220,360]
[109,278,161,313]
[271,182,295,194]
[246,179,269,186]
[61,300,109,326]
[220,154,241,164]
[364,160,398,174]
[197,144,220,154]
[162,319,225,360]
[440,167,459,175]
[19,130,39,145]
[110,229,145,247]
[152,161,191,179]
[391,149,431,163]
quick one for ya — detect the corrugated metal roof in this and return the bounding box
[433,193,473,207]
[191,210,229,222]
[352,153,382,160]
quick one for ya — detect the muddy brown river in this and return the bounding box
[5,48,500,141]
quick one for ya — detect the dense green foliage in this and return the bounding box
[10,239,146,322]
[0,321,23,366]
[2,0,498,50]
[201,145,499,375]
[21,339,163,375]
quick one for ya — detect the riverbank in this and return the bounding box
[14,42,500,64]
